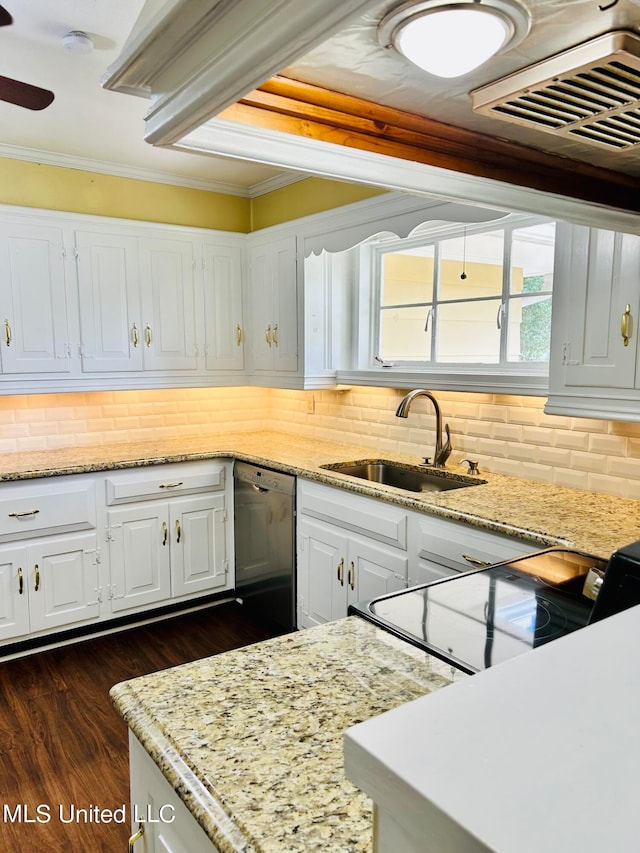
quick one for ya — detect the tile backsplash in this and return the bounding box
[1,386,639,501]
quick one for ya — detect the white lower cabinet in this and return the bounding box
[297,479,538,628]
[0,460,234,652]
[297,480,409,628]
[104,461,233,617]
[298,516,408,627]
[107,494,228,613]
[129,732,218,853]
[0,532,100,643]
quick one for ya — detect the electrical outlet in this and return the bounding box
[306,394,315,414]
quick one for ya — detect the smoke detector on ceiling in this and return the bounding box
[471,31,640,151]
[62,30,93,54]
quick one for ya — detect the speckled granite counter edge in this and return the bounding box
[111,684,252,853]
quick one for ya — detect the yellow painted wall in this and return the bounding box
[0,157,386,232]
[0,157,250,231]
[250,177,387,230]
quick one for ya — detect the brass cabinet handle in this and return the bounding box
[462,553,491,568]
[4,319,11,346]
[236,323,242,346]
[18,567,23,595]
[158,482,183,489]
[272,323,279,347]
[348,561,355,591]
[132,322,139,347]
[175,519,181,543]
[337,557,344,586]
[128,822,145,852]
[162,521,168,546]
[34,564,40,592]
[621,304,632,347]
[265,325,272,347]
[145,323,152,347]
[9,509,40,518]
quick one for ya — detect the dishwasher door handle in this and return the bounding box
[251,484,269,493]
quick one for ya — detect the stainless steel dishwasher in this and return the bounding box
[234,461,296,630]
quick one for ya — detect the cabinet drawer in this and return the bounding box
[298,480,407,549]
[414,513,538,572]
[0,477,96,542]
[105,462,226,505]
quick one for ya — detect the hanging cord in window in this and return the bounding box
[460,227,468,281]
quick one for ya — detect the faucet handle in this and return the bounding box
[461,459,480,475]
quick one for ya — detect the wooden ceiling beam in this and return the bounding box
[221,75,637,213]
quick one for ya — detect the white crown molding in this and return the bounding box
[178,119,640,235]
[0,142,299,199]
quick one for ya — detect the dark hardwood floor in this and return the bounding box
[0,603,284,853]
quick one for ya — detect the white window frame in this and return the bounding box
[343,214,555,392]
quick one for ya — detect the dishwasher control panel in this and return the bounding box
[234,461,296,495]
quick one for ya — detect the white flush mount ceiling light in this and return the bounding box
[62,30,94,55]
[378,0,531,78]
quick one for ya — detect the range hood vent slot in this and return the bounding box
[471,31,640,151]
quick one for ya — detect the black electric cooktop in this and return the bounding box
[350,548,608,674]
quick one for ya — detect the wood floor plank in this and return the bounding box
[0,602,284,852]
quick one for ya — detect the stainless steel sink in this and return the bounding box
[321,460,486,493]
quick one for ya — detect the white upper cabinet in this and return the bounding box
[546,222,640,421]
[0,220,70,374]
[76,230,142,372]
[138,236,197,371]
[202,238,245,372]
[248,235,298,379]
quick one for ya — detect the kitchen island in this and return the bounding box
[110,616,467,853]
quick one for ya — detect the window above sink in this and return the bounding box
[330,213,557,396]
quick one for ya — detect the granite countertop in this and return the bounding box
[1,430,638,558]
[110,617,466,853]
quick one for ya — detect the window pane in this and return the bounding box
[439,231,504,300]
[380,246,434,306]
[507,293,552,363]
[510,223,555,296]
[380,306,432,360]
[435,300,501,363]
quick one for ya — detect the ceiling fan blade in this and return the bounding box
[0,76,54,110]
[0,5,12,27]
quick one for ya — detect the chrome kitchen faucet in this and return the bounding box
[395,389,452,468]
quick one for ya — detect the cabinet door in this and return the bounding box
[138,237,197,370]
[297,517,349,627]
[26,532,100,634]
[202,241,244,371]
[107,504,171,613]
[559,225,640,390]
[271,236,298,372]
[249,236,298,374]
[0,545,30,643]
[347,538,408,608]
[171,494,228,597]
[75,230,143,372]
[0,221,70,374]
